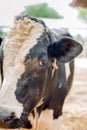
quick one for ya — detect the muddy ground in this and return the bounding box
[0,67,87,130]
[60,67,87,130]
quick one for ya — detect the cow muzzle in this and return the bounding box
[0,110,17,128]
[0,110,32,129]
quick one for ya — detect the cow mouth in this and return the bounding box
[0,112,18,128]
[0,112,32,129]
[0,112,17,128]
[2,112,16,123]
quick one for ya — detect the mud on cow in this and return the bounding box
[0,16,82,129]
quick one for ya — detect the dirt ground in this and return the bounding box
[60,67,87,130]
[0,67,87,130]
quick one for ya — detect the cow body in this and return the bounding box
[0,16,82,129]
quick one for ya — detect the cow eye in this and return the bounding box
[26,53,31,59]
[39,59,46,67]
[27,54,31,58]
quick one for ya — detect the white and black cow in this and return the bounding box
[0,16,82,129]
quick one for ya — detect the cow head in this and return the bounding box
[0,16,83,128]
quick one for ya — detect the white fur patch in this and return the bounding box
[0,17,44,117]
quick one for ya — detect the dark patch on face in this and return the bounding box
[15,15,50,102]
[14,24,52,128]
[15,43,49,101]
[15,27,50,99]
[14,24,68,127]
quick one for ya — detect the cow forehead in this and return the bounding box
[3,17,45,71]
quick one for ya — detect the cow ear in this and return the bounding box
[48,36,83,63]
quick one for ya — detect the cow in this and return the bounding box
[0,16,82,129]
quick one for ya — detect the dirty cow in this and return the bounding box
[0,16,82,129]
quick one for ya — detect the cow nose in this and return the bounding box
[0,111,15,119]
[0,111,16,128]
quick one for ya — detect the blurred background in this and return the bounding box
[0,0,87,130]
[0,0,87,59]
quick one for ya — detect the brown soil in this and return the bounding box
[60,68,87,130]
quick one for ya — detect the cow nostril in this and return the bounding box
[0,111,17,128]
[2,117,11,123]
[0,111,16,123]
[10,112,16,118]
